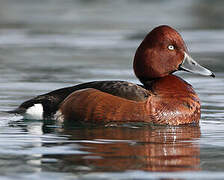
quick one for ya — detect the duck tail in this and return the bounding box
[3,108,26,115]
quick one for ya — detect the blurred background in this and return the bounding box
[0,0,224,84]
[0,0,224,179]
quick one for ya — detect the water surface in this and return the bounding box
[1,0,224,179]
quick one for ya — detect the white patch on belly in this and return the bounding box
[24,104,43,120]
[54,110,64,122]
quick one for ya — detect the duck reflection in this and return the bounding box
[56,124,201,172]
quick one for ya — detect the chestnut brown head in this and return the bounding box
[133,25,214,83]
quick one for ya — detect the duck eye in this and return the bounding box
[168,45,175,50]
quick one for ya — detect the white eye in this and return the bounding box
[168,45,175,50]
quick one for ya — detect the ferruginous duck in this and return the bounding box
[11,25,214,125]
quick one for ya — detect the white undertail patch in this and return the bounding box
[24,104,44,120]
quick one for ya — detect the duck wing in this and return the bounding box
[10,81,150,118]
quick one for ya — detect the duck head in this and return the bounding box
[134,25,214,83]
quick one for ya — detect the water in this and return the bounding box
[1,0,224,179]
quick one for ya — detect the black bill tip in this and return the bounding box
[211,72,215,78]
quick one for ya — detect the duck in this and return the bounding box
[10,25,214,125]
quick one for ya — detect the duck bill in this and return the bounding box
[179,52,215,77]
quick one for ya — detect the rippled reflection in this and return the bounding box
[40,124,201,172]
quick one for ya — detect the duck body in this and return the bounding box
[16,80,149,119]
[11,25,214,125]
[56,75,200,125]
[15,75,200,125]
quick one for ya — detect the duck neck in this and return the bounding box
[138,76,159,88]
[139,75,178,89]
